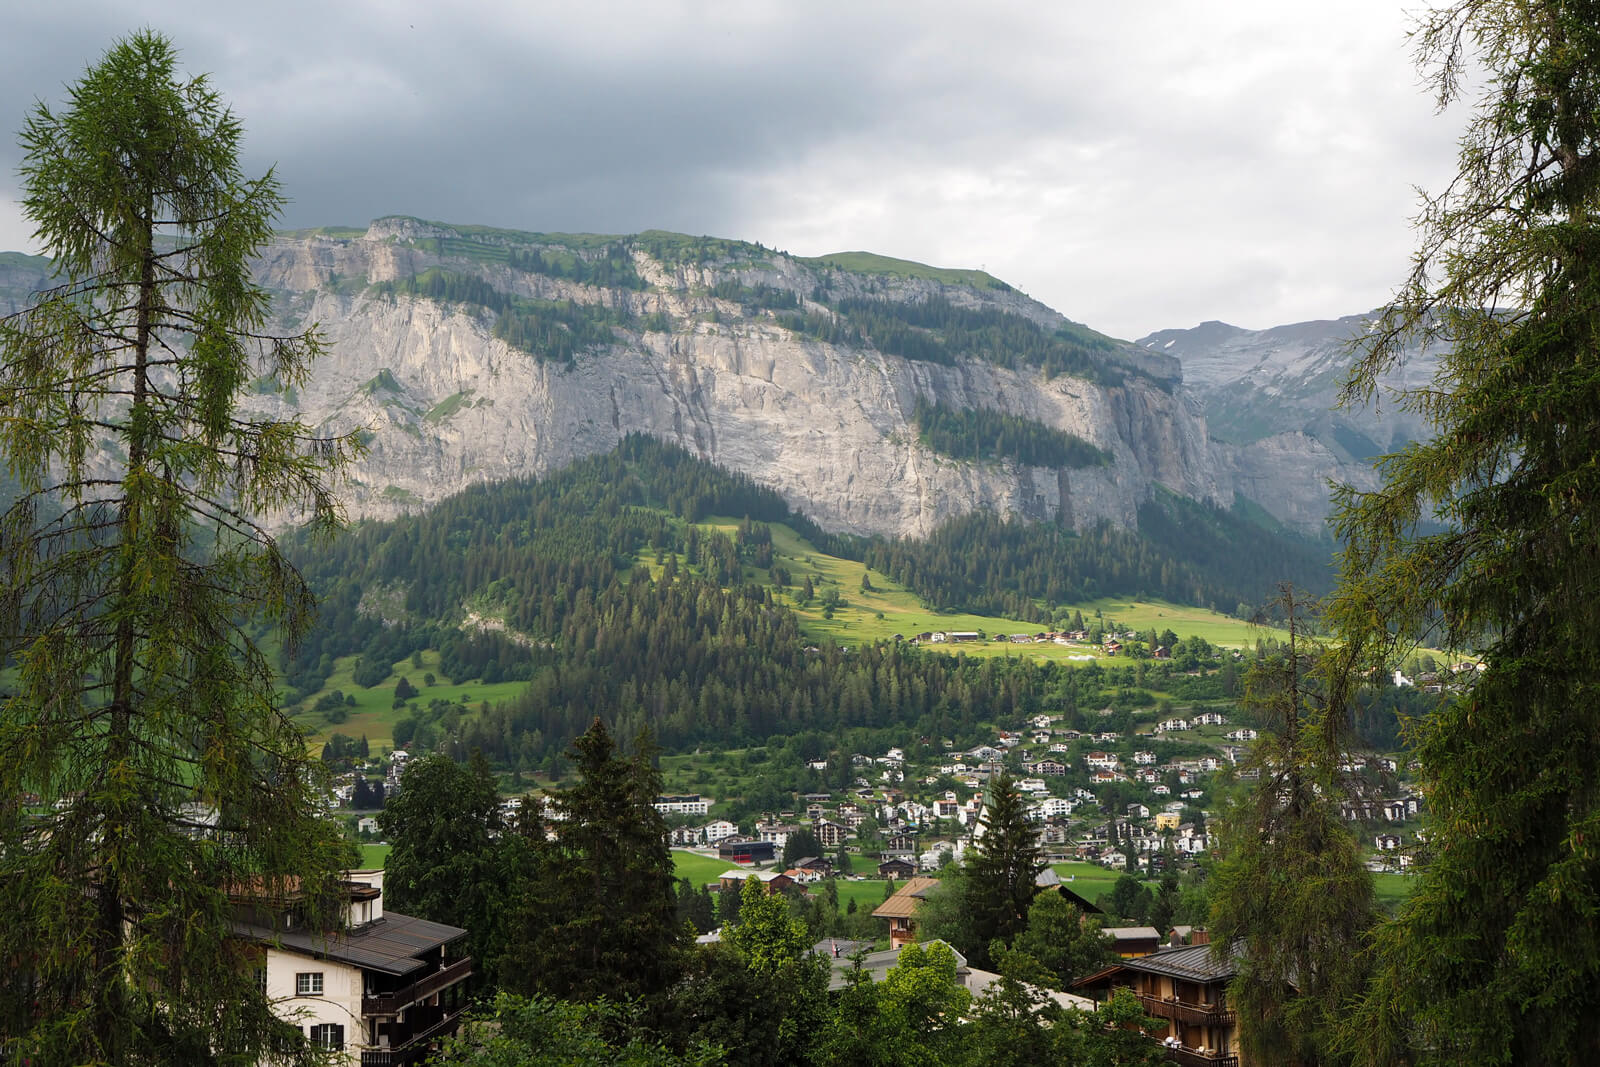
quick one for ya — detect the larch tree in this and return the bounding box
[0,31,361,1065]
[1326,2,1600,1062]
[1208,587,1375,1067]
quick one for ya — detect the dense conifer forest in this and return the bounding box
[279,436,1336,767]
[911,397,1109,469]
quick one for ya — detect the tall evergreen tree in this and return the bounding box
[960,774,1043,967]
[0,32,359,1065]
[1209,588,1374,1066]
[1328,3,1600,1062]
[379,752,516,987]
[508,718,685,1003]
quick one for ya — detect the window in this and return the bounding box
[309,1023,344,1050]
[296,972,323,996]
[254,966,267,994]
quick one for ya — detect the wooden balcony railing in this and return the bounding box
[358,1005,468,1066]
[1164,1044,1239,1067]
[1137,992,1236,1028]
[362,956,473,1016]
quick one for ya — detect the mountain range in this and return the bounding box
[1,220,1434,540]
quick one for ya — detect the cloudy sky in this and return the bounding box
[0,1,1467,340]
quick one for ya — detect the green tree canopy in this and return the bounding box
[507,718,685,1003]
[1327,3,1600,1062]
[1012,888,1114,990]
[960,774,1044,966]
[380,751,521,987]
[0,31,359,1065]
[434,993,723,1067]
[1209,592,1375,1066]
[725,876,809,975]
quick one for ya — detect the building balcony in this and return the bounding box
[1162,1044,1239,1067]
[363,956,473,1016]
[359,1003,468,1066]
[360,1049,431,1067]
[1138,992,1235,1028]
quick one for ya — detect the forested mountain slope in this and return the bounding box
[280,438,1331,766]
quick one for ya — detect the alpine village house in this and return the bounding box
[231,869,472,1065]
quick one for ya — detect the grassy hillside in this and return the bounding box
[292,506,1291,756]
[698,518,1290,655]
[291,649,533,751]
[799,250,1008,291]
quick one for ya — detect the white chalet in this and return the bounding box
[235,870,471,1065]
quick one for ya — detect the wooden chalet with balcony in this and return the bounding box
[230,870,472,1066]
[1075,942,1244,1066]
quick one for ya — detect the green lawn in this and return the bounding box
[672,850,740,887]
[672,851,900,915]
[834,878,893,915]
[1371,871,1419,911]
[1076,598,1291,648]
[1050,860,1139,901]
[358,844,391,869]
[690,519,1286,655]
[291,649,531,751]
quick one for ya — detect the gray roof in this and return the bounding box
[1112,942,1241,983]
[233,910,467,977]
[811,938,874,960]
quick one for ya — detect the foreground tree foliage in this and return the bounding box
[0,32,359,1065]
[1327,2,1600,1061]
[1208,590,1375,1067]
[434,993,723,1067]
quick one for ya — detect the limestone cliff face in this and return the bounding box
[2,218,1367,538]
[244,218,1241,539]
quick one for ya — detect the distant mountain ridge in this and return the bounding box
[0,218,1416,537]
[1139,313,1437,458]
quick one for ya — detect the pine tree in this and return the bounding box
[961,774,1043,967]
[508,718,685,1003]
[1328,4,1600,1062]
[0,32,359,1064]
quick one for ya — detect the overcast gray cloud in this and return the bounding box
[0,1,1466,339]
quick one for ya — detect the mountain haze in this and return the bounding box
[1138,314,1438,525]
